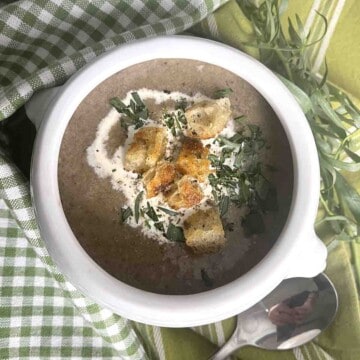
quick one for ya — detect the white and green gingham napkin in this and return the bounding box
[0,0,226,120]
[1,1,360,360]
[0,1,228,359]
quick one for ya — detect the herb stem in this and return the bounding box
[274,48,294,82]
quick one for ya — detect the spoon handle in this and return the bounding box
[208,335,247,360]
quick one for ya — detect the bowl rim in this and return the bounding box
[31,35,321,327]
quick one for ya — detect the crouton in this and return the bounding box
[183,207,226,254]
[184,98,232,139]
[165,175,203,209]
[124,127,166,173]
[176,138,212,182]
[143,161,176,198]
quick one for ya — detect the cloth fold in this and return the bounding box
[1,1,359,359]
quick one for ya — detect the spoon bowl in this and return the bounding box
[209,273,338,359]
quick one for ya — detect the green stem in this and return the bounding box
[274,48,294,82]
[320,195,335,216]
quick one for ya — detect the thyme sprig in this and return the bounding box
[238,0,360,242]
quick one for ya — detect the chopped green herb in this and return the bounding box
[234,115,247,123]
[175,97,188,111]
[162,109,187,136]
[134,191,144,224]
[166,223,185,242]
[157,207,179,216]
[154,221,165,232]
[208,123,277,234]
[120,207,133,223]
[145,202,159,222]
[211,189,219,203]
[131,91,145,108]
[219,196,230,217]
[110,97,127,112]
[214,88,233,99]
[110,92,148,130]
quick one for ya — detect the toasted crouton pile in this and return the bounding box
[185,98,231,139]
[123,98,232,253]
[183,207,226,253]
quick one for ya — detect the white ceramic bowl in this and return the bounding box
[28,36,327,327]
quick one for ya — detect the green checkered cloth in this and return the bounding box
[1,1,360,359]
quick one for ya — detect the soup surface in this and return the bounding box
[58,59,293,294]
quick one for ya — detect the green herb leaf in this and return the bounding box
[110,97,127,112]
[276,74,313,114]
[120,207,133,223]
[334,172,360,223]
[162,109,187,136]
[166,223,185,242]
[219,196,230,217]
[134,191,144,224]
[110,92,148,130]
[234,115,247,123]
[131,91,145,108]
[157,207,179,216]
[214,88,233,99]
[154,221,165,232]
[238,0,360,242]
[145,202,159,222]
[175,97,188,111]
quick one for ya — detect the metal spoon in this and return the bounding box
[209,273,338,360]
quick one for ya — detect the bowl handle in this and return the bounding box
[285,231,327,279]
[25,87,62,130]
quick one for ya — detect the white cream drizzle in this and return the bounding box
[86,88,236,243]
